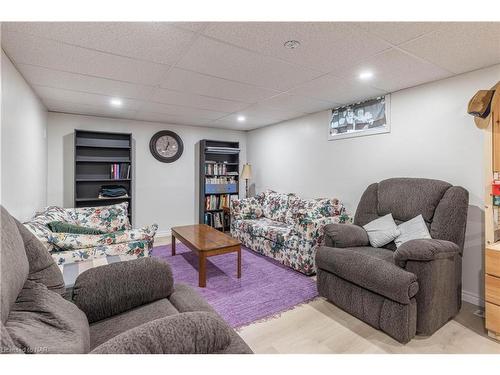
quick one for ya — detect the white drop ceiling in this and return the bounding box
[2,22,500,130]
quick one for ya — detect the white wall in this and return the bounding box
[247,64,500,306]
[47,113,247,236]
[1,50,48,221]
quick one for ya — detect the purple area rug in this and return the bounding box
[152,243,318,328]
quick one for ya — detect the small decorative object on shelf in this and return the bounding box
[74,129,133,223]
[241,163,252,198]
[199,139,240,232]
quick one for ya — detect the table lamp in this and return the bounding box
[241,163,252,198]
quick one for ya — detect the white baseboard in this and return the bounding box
[462,289,484,307]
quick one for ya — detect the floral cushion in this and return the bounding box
[24,206,78,250]
[69,202,131,233]
[261,190,292,223]
[49,224,158,251]
[286,197,345,224]
[231,197,264,220]
[233,218,291,244]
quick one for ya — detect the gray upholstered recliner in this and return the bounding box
[316,178,469,344]
[0,205,252,354]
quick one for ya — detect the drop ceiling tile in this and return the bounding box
[259,93,337,114]
[355,22,445,45]
[35,85,142,111]
[202,22,391,73]
[150,87,248,113]
[339,49,452,93]
[135,100,229,120]
[2,31,170,85]
[133,111,212,127]
[45,99,138,120]
[160,68,279,103]
[3,22,196,65]
[176,36,324,91]
[17,64,154,100]
[288,74,386,105]
[209,114,282,131]
[237,103,306,121]
[171,22,208,32]
[400,22,500,74]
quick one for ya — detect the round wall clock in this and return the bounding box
[149,130,184,163]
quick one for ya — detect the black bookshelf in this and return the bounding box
[199,140,240,231]
[74,130,133,223]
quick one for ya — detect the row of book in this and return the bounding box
[205,162,234,175]
[110,163,131,180]
[205,177,237,185]
[204,212,226,229]
[205,194,236,210]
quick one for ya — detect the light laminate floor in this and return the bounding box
[154,236,500,353]
[238,298,500,354]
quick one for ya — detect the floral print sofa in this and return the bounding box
[24,202,158,267]
[230,190,349,275]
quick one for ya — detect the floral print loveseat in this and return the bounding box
[24,202,158,267]
[230,190,349,275]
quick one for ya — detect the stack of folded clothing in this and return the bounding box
[99,185,128,198]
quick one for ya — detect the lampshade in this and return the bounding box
[241,163,252,180]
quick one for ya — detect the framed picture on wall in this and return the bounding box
[328,95,391,141]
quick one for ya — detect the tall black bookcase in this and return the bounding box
[199,140,240,231]
[74,129,133,223]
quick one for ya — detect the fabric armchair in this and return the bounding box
[316,178,469,344]
[1,205,252,354]
[72,257,174,323]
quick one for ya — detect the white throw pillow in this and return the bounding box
[363,214,400,248]
[395,214,431,248]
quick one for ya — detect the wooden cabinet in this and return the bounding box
[484,84,500,341]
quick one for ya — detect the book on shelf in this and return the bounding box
[204,211,225,229]
[110,163,131,180]
[205,163,232,175]
[205,176,237,185]
[205,194,234,210]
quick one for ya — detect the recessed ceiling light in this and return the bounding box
[237,115,246,122]
[284,40,300,49]
[359,71,374,81]
[110,98,123,107]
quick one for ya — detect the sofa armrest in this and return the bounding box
[323,223,369,248]
[90,311,232,354]
[293,215,341,245]
[72,257,173,323]
[394,239,460,267]
[231,197,263,220]
[316,246,419,304]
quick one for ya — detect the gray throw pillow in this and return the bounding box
[363,214,400,248]
[395,214,431,248]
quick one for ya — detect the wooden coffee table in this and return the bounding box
[171,224,241,287]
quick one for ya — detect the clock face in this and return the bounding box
[155,135,179,158]
[149,131,183,163]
